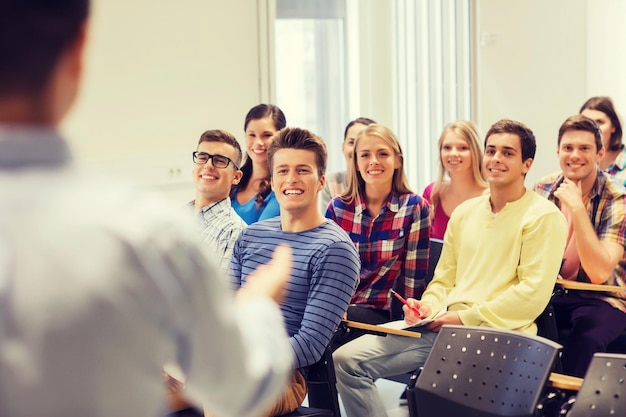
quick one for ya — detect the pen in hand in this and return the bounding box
[390,289,422,319]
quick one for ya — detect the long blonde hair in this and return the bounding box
[341,124,413,203]
[430,121,487,213]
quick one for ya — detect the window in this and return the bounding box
[392,0,473,190]
[273,0,473,186]
[275,0,348,174]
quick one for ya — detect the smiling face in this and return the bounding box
[483,132,531,189]
[355,134,400,190]
[193,140,243,206]
[441,131,472,175]
[245,117,279,166]
[558,129,603,184]
[271,148,325,216]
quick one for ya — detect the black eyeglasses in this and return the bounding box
[192,151,239,170]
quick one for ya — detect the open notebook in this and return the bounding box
[383,292,447,331]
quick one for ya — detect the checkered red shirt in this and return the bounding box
[326,191,430,312]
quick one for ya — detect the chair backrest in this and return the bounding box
[411,325,562,417]
[566,353,626,417]
[391,238,444,319]
[425,238,444,285]
[535,304,562,372]
[284,346,340,417]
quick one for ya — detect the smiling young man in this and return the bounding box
[189,129,246,275]
[333,119,567,417]
[534,114,626,377]
[230,127,360,416]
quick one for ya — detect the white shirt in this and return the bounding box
[0,126,292,417]
[190,197,246,276]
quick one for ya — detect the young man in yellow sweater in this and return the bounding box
[334,119,568,417]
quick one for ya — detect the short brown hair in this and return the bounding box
[197,129,243,167]
[267,127,327,178]
[558,114,603,153]
[485,119,536,161]
[0,0,90,96]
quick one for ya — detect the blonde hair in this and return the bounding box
[430,121,487,213]
[341,124,413,203]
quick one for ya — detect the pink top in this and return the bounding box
[422,182,450,239]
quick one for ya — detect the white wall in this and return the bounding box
[586,0,626,115]
[475,0,587,186]
[61,0,626,200]
[62,0,266,201]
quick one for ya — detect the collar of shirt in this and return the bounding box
[0,124,71,170]
[607,147,626,173]
[542,170,607,204]
[199,197,231,219]
[354,190,399,216]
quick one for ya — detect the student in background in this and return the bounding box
[333,119,567,417]
[188,129,246,275]
[326,124,430,341]
[534,114,626,377]
[580,96,626,186]
[230,127,360,416]
[422,120,488,239]
[230,104,285,224]
[0,1,294,416]
[319,117,376,212]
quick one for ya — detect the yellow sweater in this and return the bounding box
[421,189,567,334]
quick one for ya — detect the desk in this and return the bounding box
[548,372,583,391]
[342,320,421,339]
[556,278,625,293]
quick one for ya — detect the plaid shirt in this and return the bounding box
[325,191,430,311]
[605,147,626,188]
[534,170,626,311]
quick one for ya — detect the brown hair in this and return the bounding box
[0,0,90,96]
[267,127,327,178]
[230,103,287,208]
[580,96,623,151]
[197,129,243,167]
[485,119,536,162]
[558,114,603,153]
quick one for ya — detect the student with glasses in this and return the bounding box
[168,130,248,416]
[189,130,247,275]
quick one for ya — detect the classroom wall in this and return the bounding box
[586,0,626,120]
[475,0,587,187]
[63,1,625,201]
[63,0,266,202]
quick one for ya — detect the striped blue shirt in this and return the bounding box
[230,218,360,370]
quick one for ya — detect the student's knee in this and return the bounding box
[333,344,358,377]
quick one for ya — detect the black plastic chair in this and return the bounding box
[390,238,443,320]
[536,303,563,373]
[407,324,562,417]
[284,346,340,417]
[563,352,626,417]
